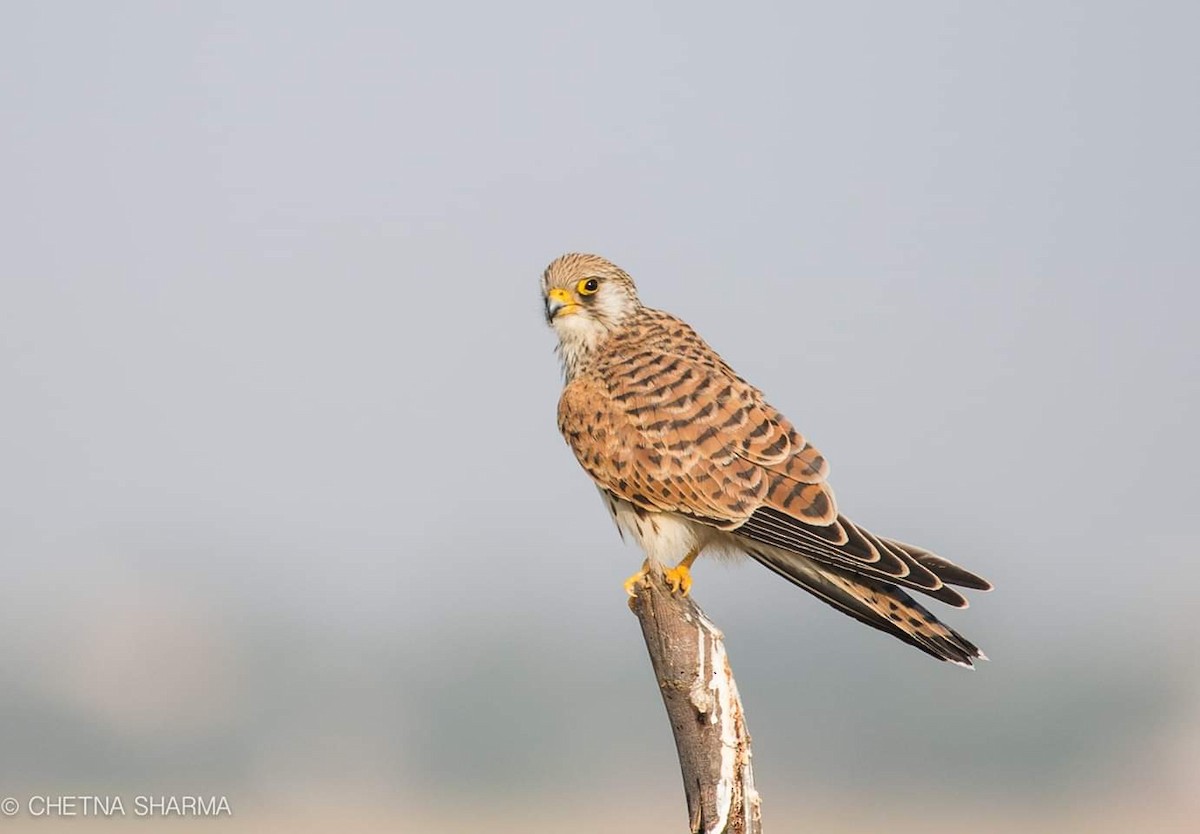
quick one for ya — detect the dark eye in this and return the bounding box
[578,278,600,296]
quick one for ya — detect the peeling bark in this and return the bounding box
[628,573,763,834]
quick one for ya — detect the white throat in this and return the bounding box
[553,313,609,381]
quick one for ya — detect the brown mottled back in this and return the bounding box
[558,307,837,527]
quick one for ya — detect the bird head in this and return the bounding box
[541,253,641,336]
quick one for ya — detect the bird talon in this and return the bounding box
[623,561,651,597]
[664,563,693,596]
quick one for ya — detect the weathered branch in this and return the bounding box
[629,572,762,834]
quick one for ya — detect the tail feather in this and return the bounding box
[736,508,991,605]
[746,546,986,668]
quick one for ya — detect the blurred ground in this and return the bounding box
[0,791,1198,834]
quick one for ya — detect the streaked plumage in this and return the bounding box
[543,253,992,667]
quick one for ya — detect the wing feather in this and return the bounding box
[557,308,989,606]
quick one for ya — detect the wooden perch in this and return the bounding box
[628,572,763,834]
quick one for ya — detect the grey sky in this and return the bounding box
[1,1,1197,827]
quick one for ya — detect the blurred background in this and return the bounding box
[2,2,1197,831]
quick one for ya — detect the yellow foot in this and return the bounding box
[664,562,693,596]
[623,560,651,597]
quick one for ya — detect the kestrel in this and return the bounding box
[543,253,992,667]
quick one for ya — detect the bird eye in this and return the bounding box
[578,278,600,296]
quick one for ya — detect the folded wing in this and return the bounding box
[557,312,991,608]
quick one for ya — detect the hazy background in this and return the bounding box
[2,2,1197,831]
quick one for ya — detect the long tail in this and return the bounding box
[746,545,986,668]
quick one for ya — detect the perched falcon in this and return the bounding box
[543,253,992,667]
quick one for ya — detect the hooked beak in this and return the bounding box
[544,287,579,323]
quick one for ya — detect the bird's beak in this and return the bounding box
[545,287,579,322]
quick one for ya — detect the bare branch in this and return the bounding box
[629,573,763,834]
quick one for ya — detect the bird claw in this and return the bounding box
[624,561,651,597]
[624,559,694,597]
[664,563,693,596]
